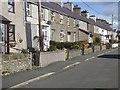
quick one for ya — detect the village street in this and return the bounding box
[2,48,119,89]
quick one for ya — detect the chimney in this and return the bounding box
[81,10,89,18]
[55,0,63,7]
[73,5,81,16]
[63,2,74,12]
[90,15,96,22]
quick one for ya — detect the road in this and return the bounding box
[3,48,119,89]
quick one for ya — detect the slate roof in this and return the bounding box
[41,2,112,31]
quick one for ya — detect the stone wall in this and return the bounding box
[68,45,106,59]
[2,53,32,75]
[40,50,66,67]
[68,49,81,59]
[102,45,106,50]
[94,46,100,52]
[2,45,107,75]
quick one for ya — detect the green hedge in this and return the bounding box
[48,41,83,51]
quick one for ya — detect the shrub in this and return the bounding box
[28,48,36,52]
[49,40,84,50]
[106,43,112,49]
[71,44,80,49]
[95,37,101,44]
[48,45,56,51]
[56,42,64,50]
[50,41,56,46]
[21,49,29,54]
[64,42,72,49]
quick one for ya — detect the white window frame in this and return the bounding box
[67,17,70,26]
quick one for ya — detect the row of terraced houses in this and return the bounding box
[0,0,118,53]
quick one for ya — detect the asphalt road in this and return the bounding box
[15,48,119,88]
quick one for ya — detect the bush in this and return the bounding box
[71,44,80,49]
[48,45,56,51]
[28,48,36,52]
[50,41,56,46]
[56,42,64,50]
[64,42,72,49]
[106,43,112,49]
[21,49,29,54]
[95,37,101,44]
[49,41,83,50]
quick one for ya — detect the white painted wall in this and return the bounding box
[26,3,39,50]
[1,1,27,52]
[41,8,50,51]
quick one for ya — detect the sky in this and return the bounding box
[62,0,119,30]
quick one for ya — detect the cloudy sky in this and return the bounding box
[62,0,119,30]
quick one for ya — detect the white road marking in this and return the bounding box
[97,53,104,57]
[85,57,95,61]
[10,72,55,88]
[63,62,81,70]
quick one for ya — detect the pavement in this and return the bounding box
[2,48,119,89]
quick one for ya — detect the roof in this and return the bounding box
[0,15,11,24]
[41,2,112,31]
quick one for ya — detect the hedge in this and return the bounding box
[48,41,84,51]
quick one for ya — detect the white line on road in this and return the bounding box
[85,57,95,61]
[63,62,81,70]
[10,72,55,88]
[97,53,104,57]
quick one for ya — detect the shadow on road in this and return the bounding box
[98,54,120,59]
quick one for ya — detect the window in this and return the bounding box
[44,31,47,37]
[60,30,64,42]
[51,12,55,22]
[41,8,45,20]
[74,20,76,27]
[60,15,63,24]
[9,24,15,42]
[42,25,47,30]
[74,32,76,42]
[67,31,71,42]
[27,2,32,17]
[67,17,70,26]
[8,0,15,13]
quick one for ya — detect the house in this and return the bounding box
[0,0,27,53]
[41,5,51,51]
[41,2,90,44]
[24,0,39,50]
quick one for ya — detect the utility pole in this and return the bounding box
[112,14,113,30]
[111,14,114,41]
[38,0,43,51]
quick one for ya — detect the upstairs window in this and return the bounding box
[73,20,76,27]
[60,15,63,24]
[41,8,45,20]
[8,0,15,13]
[27,2,32,17]
[51,12,55,22]
[67,17,70,26]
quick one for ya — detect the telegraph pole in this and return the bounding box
[112,14,113,30]
[38,0,43,51]
[111,14,114,41]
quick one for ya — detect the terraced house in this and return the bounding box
[0,0,27,53]
[41,1,114,50]
[0,0,117,53]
